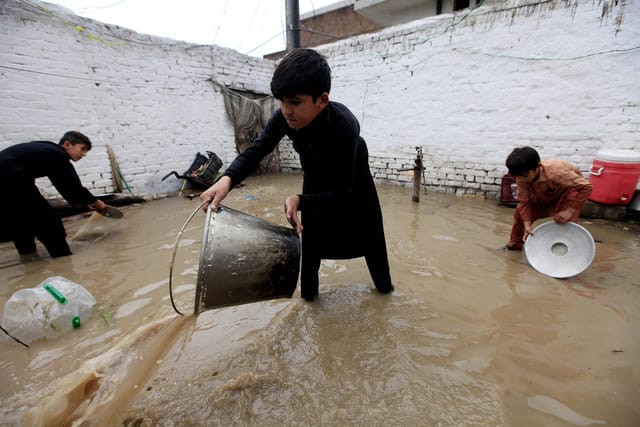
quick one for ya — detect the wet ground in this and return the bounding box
[1,173,639,426]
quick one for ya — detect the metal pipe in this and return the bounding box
[399,146,426,203]
[286,0,300,51]
[412,147,424,202]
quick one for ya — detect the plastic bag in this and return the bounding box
[161,151,223,189]
[1,277,96,344]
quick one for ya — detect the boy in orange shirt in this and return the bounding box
[504,146,593,250]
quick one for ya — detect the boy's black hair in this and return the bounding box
[270,48,331,101]
[59,131,92,150]
[506,146,540,176]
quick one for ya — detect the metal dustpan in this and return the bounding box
[97,205,124,219]
[524,221,596,278]
[194,205,301,315]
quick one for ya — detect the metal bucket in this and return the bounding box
[194,205,300,315]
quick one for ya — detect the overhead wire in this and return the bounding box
[16,0,637,68]
[458,45,640,62]
[299,1,371,51]
[244,0,287,55]
[237,0,262,50]
[0,63,211,89]
[211,0,230,45]
[8,0,227,87]
[245,31,286,56]
[77,0,130,13]
[18,0,198,47]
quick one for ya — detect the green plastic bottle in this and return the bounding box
[72,316,81,329]
[43,283,67,304]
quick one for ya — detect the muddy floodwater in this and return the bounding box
[1,173,639,426]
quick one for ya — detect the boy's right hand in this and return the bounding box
[553,208,575,224]
[200,176,232,212]
[284,195,303,234]
[89,199,107,212]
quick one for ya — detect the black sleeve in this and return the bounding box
[49,162,97,206]
[223,109,287,187]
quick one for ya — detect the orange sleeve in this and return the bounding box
[556,166,593,211]
[516,178,534,222]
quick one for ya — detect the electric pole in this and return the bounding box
[286,0,300,51]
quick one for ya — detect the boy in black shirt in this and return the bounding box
[0,131,106,259]
[201,48,394,301]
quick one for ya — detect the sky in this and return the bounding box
[42,0,345,57]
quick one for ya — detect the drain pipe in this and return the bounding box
[286,0,300,51]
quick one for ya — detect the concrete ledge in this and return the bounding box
[581,200,635,222]
[497,199,639,223]
[49,194,147,218]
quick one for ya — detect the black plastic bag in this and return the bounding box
[162,152,223,189]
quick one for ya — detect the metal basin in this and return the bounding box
[524,221,596,278]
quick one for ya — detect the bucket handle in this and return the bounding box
[168,201,208,316]
[589,166,604,176]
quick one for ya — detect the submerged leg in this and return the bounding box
[300,246,321,302]
[40,237,72,258]
[507,203,549,250]
[364,245,394,294]
[13,233,37,255]
[34,202,72,258]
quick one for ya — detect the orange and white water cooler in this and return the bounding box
[588,149,640,205]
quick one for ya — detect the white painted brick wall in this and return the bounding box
[1,0,638,201]
[273,0,640,198]
[0,0,274,198]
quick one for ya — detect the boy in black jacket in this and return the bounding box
[0,131,106,259]
[201,48,394,301]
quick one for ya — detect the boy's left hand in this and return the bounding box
[553,208,575,224]
[284,195,303,234]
